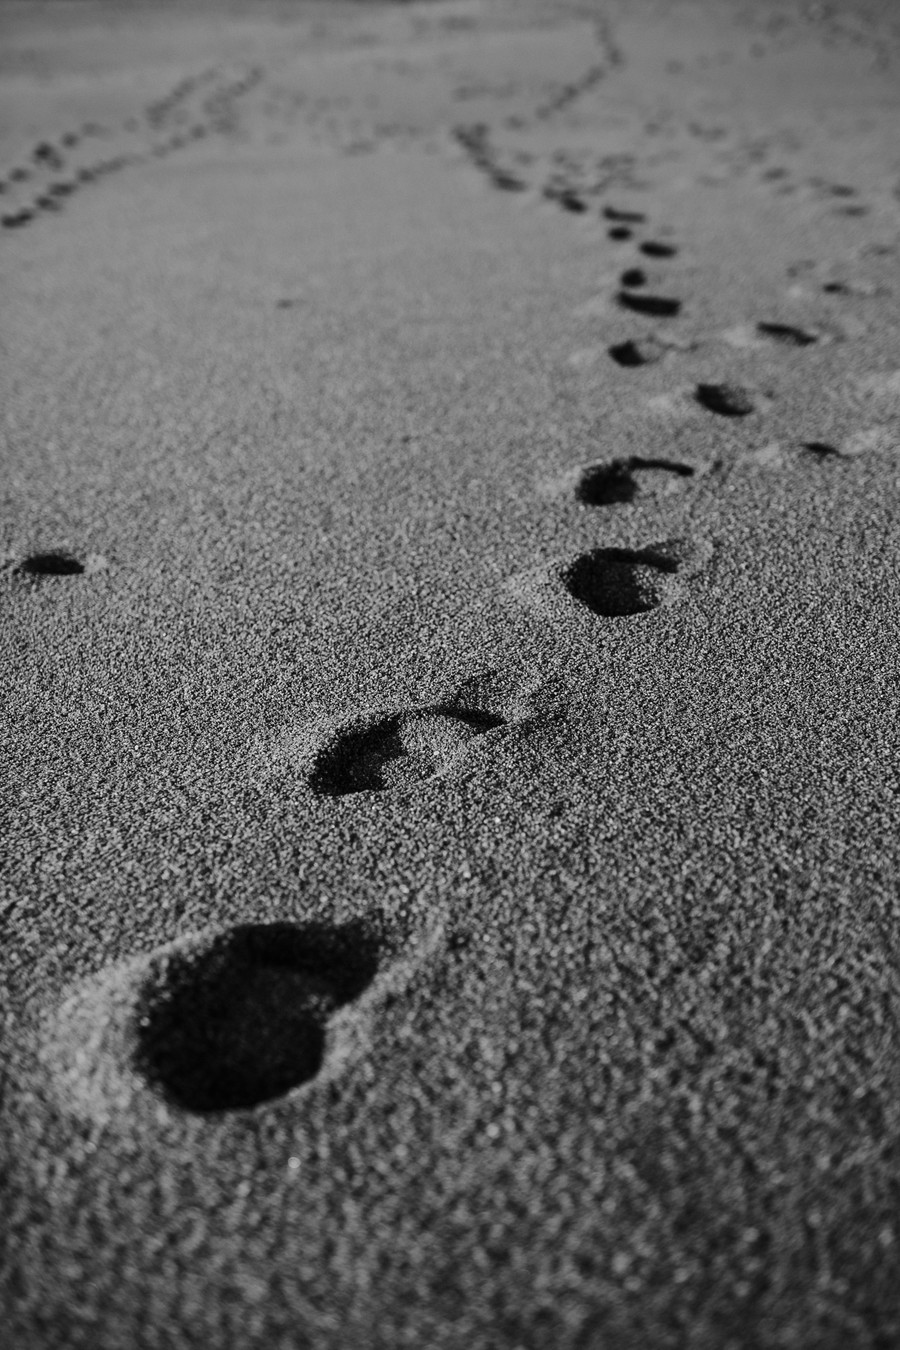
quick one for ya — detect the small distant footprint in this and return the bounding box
[719,321,823,350]
[40,917,426,1118]
[544,185,587,214]
[617,292,682,318]
[639,240,677,259]
[608,337,666,367]
[604,205,646,224]
[756,321,818,347]
[803,426,898,459]
[694,383,758,416]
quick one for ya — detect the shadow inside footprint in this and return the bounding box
[564,545,681,616]
[576,457,694,505]
[617,292,682,317]
[694,383,755,416]
[608,338,664,367]
[640,241,677,258]
[546,186,587,213]
[310,707,505,798]
[135,922,382,1112]
[19,551,84,576]
[756,321,817,346]
[604,206,646,223]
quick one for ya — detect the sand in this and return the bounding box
[1,0,900,1345]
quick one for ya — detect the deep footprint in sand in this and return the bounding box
[509,538,712,620]
[18,551,85,576]
[309,706,505,797]
[572,457,696,504]
[134,922,382,1111]
[9,549,109,578]
[41,919,412,1117]
[294,672,550,799]
[563,538,711,617]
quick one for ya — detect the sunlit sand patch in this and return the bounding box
[744,441,787,469]
[838,425,899,458]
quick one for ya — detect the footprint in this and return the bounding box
[33,142,64,171]
[639,241,677,258]
[308,706,504,797]
[134,922,382,1111]
[284,673,545,800]
[7,550,109,579]
[545,186,587,214]
[509,538,712,621]
[608,338,665,367]
[617,292,682,318]
[756,321,818,346]
[40,918,424,1119]
[719,321,827,351]
[563,538,711,617]
[571,458,696,505]
[821,279,878,297]
[804,426,899,459]
[694,383,757,416]
[604,206,647,223]
[17,551,85,577]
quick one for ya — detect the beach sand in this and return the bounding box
[2,1,900,1345]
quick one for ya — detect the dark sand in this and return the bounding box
[2,1,900,1345]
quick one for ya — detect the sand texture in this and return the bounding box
[2,1,900,1346]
